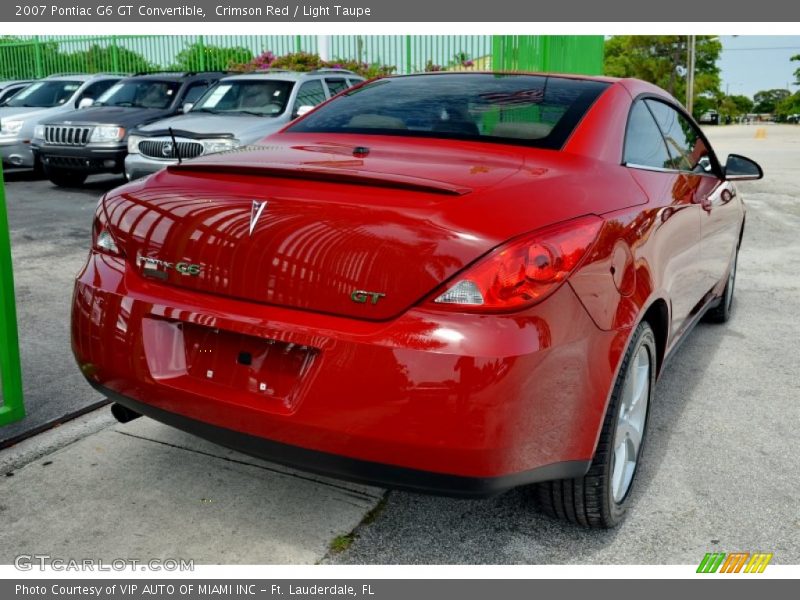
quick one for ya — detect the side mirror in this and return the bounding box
[182,102,194,113]
[724,154,763,181]
[294,105,315,119]
[78,97,94,109]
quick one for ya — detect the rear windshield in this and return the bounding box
[4,80,81,108]
[287,74,609,149]
[96,80,181,109]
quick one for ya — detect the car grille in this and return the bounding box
[138,139,204,160]
[44,125,92,146]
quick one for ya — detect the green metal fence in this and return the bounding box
[0,35,603,79]
[493,35,605,75]
[0,166,25,427]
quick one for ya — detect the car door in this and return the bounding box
[645,99,737,299]
[623,99,707,337]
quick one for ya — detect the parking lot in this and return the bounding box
[1,124,798,564]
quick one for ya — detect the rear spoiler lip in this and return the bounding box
[166,162,473,196]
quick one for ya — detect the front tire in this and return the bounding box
[705,248,738,323]
[44,166,87,188]
[536,321,656,528]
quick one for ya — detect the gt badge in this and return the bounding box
[351,290,386,305]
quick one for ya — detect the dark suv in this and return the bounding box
[32,72,226,186]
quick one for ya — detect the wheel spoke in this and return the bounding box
[611,344,651,503]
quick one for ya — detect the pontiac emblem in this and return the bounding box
[249,200,268,236]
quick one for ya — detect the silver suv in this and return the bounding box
[125,69,364,181]
[0,74,121,169]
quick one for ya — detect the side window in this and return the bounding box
[325,78,348,97]
[182,81,210,105]
[77,79,117,105]
[623,101,672,170]
[293,80,326,116]
[645,99,711,173]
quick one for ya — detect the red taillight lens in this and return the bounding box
[429,215,603,312]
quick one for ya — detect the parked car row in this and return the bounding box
[0,68,364,186]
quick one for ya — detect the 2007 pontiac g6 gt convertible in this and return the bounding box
[72,73,763,527]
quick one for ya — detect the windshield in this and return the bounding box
[287,74,610,149]
[4,80,81,108]
[96,80,180,109]
[192,80,294,116]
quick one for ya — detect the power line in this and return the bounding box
[723,46,800,51]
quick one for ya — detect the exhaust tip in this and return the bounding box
[111,403,141,424]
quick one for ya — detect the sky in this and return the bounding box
[719,35,800,98]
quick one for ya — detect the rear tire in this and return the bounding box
[45,166,87,188]
[536,321,656,528]
[705,248,738,323]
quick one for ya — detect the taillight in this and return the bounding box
[428,215,603,312]
[92,209,123,257]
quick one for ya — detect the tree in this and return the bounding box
[604,36,723,116]
[728,94,754,114]
[60,44,155,74]
[171,42,253,71]
[774,91,800,121]
[753,89,791,114]
[792,54,800,86]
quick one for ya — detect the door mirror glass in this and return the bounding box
[78,97,94,109]
[182,102,194,113]
[724,154,763,181]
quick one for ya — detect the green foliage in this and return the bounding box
[774,90,800,120]
[792,54,800,86]
[171,42,253,72]
[229,51,395,79]
[60,44,156,74]
[716,94,754,120]
[604,36,722,107]
[753,89,791,114]
[0,37,154,78]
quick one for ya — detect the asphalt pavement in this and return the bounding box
[0,125,798,564]
[0,171,125,444]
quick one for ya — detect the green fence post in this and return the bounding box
[405,35,412,74]
[197,35,206,71]
[0,167,25,427]
[33,36,45,78]
[111,35,120,73]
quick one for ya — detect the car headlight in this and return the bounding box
[127,134,143,154]
[0,119,24,136]
[89,126,125,143]
[201,138,239,155]
[33,125,45,140]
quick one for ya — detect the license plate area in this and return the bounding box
[141,317,318,413]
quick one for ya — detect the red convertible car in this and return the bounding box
[72,73,762,527]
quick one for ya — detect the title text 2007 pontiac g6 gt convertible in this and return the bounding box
[72,73,762,527]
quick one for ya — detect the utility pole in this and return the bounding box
[686,35,696,114]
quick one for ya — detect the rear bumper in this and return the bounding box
[34,144,126,174]
[97,383,590,497]
[72,251,626,490]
